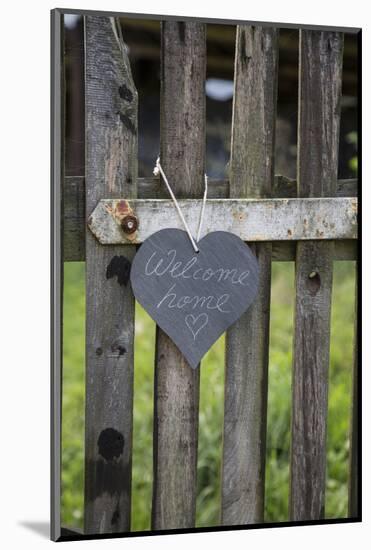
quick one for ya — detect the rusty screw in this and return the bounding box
[121,214,138,234]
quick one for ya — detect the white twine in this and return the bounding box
[153,157,208,253]
[196,174,208,243]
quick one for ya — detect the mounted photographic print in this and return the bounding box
[51,7,361,542]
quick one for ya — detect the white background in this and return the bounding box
[0,0,368,548]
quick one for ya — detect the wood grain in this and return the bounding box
[84,16,138,534]
[63,176,357,261]
[64,176,85,261]
[221,26,279,525]
[272,240,356,262]
[88,197,357,244]
[290,30,344,521]
[151,21,206,530]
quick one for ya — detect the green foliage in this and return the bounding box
[61,261,355,529]
[61,262,85,527]
[265,263,294,522]
[326,262,355,518]
[131,305,155,531]
[346,131,358,175]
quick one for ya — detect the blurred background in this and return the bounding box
[62,14,358,531]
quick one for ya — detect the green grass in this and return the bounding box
[61,261,355,529]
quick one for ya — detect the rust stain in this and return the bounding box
[122,232,137,242]
[232,211,246,221]
[116,200,131,217]
[104,203,114,216]
[106,200,133,222]
[89,199,139,245]
[126,234,138,244]
[108,199,138,242]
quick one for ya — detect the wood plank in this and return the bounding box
[88,197,357,244]
[221,26,279,525]
[348,271,359,517]
[63,176,85,261]
[84,16,138,534]
[272,240,356,262]
[290,30,344,522]
[63,176,357,261]
[63,174,357,202]
[151,21,206,530]
[138,176,228,199]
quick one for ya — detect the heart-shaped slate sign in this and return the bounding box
[130,229,259,368]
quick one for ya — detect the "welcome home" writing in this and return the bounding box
[144,249,252,314]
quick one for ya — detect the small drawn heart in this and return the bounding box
[185,313,209,340]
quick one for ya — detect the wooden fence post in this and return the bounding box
[84,16,138,534]
[151,21,206,530]
[290,30,343,521]
[221,26,279,525]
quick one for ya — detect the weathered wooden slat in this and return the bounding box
[348,271,359,517]
[151,21,206,530]
[64,176,85,261]
[273,240,356,262]
[335,178,359,197]
[63,176,357,261]
[290,30,344,521]
[64,174,357,202]
[84,16,138,534]
[88,197,357,244]
[274,176,357,199]
[221,26,279,525]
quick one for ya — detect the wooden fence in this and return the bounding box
[52,10,359,540]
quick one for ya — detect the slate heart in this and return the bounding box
[130,229,259,368]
